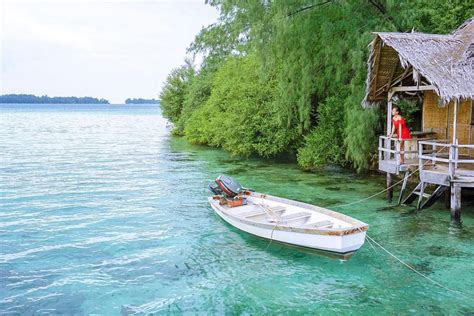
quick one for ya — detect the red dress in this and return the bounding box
[393,117,411,139]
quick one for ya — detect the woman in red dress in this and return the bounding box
[389,106,411,164]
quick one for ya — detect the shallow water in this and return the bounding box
[1,104,473,314]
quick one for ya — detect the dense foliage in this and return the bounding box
[185,55,298,156]
[159,64,194,125]
[0,94,109,104]
[159,0,473,171]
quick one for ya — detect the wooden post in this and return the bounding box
[386,92,393,202]
[431,143,435,165]
[387,94,393,137]
[385,95,393,160]
[417,182,426,210]
[448,146,453,179]
[453,99,459,172]
[395,140,401,169]
[452,99,458,145]
[454,139,459,170]
[387,173,393,202]
[450,184,461,221]
[418,141,424,174]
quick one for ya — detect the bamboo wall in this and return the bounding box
[422,91,473,156]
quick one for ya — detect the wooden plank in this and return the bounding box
[417,182,426,210]
[390,85,435,93]
[268,205,286,212]
[240,209,266,218]
[379,160,398,174]
[420,170,450,186]
[280,212,311,222]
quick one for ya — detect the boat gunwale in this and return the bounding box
[209,192,369,236]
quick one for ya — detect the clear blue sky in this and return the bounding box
[0,0,218,103]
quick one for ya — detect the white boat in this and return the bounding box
[208,191,369,254]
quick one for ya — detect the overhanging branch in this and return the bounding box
[287,1,333,17]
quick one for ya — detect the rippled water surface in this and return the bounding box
[1,104,473,314]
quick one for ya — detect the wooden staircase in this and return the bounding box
[401,181,447,210]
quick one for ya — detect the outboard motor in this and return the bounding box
[215,175,243,197]
[208,175,243,197]
[208,181,223,195]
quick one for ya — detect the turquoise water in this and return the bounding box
[1,104,473,314]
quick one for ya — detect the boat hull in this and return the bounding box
[210,200,367,254]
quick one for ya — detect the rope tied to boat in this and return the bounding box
[331,146,472,299]
[359,228,472,300]
[256,197,281,251]
[332,145,447,209]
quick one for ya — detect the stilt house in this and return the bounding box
[363,18,474,219]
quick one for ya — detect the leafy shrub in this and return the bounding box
[185,55,298,157]
[174,66,216,135]
[159,64,194,124]
[297,97,346,169]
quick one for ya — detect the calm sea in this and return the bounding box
[0,104,473,314]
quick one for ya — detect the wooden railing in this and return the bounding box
[378,136,428,166]
[418,140,474,179]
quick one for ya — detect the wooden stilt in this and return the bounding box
[387,173,393,202]
[450,184,461,221]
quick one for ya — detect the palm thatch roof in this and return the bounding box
[364,17,474,106]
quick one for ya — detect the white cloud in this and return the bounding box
[0,0,218,103]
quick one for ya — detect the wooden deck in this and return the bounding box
[421,164,474,187]
[379,158,417,174]
[378,137,474,219]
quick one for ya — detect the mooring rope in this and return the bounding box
[332,145,447,209]
[361,229,471,299]
[331,165,417,209]
[256,198,281,251]
[265,222,279,251]
[259,146,473,298]
[330,146,471,298]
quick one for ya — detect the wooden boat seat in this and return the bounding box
[239,209,266,218]
[267,205,286,212]
[239,205,286,218]
[301,220,333,229]
[280,211,311,222]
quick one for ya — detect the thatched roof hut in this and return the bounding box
[364,17,474,106]
[364,18,474,219]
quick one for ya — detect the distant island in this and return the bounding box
[0,94,109,104]
[125,98,159,104]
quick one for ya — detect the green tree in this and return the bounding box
[159,63,194,124]
[161,0,473,171]
[185,55,298,157]
[174,65,217,135]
